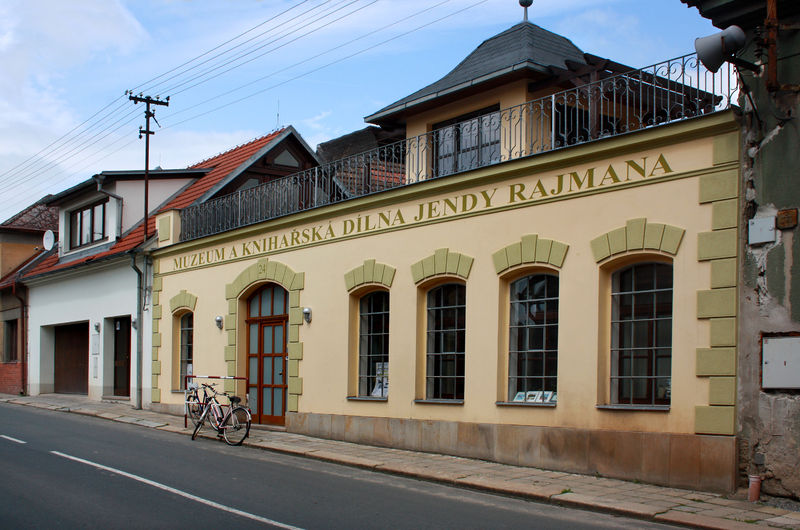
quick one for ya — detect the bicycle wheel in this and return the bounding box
[191,415,204,440]
[208,401,223,431]
[191,405,208,440]
[186,393,203,426]
[222,407,251,446]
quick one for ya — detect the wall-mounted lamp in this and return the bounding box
[93,322,101,333]
[302,307,312,324]
[695,25,760,73]
[215,316,224,329]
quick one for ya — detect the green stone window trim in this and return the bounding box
[169,290,198,314]
[591,218,685,263]
[492,234,568,274]
[345,259,396,292]
[151,273,164,403]
[693,132,739,436]
[411,248,473,284]
[225,257,305,413]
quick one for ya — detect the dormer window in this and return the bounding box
[69,199,107,249]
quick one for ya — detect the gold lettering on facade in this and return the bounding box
[170,153,676,272]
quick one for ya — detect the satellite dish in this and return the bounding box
[42,230,55,251]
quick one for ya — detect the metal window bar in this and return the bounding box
[180,54,737,241]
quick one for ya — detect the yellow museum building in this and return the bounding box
[150,22,742,491]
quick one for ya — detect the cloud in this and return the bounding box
[302,111,333,131]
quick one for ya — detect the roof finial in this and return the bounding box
[520,0,532,22]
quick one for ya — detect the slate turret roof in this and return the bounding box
[365,21,586,125]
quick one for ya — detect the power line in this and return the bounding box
[0,95,127,180]
[138,0,339,96]
[165,0,488,128]
[166,0,452,121]
[0,109,142,195]
[163,0,367,96]
[0,1,342,189]
[1,0,489,218]
[0,1,334,186]
[130,0,315,94]
[0,102,138,182]
[0,135,139,212]
[0,105,141,188]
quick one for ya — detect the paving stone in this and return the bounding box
[113,416,141,424]
[136,420,167,428]
[757,506,792,516]
[554,492,663,518]
[296,449,384,469]
[656,510,756,529]
[157,424,191,434]
[672,505,701,513]
[455,475,564,501]
[764,516,800,527]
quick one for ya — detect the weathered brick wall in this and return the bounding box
[0,363,22,395]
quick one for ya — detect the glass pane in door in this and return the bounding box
[263,356,273,385]
[263,327,273,354]
[273,388,283,417]
[275,325,284,353]
[249,357,257,384]
[273,357,283,385]
[262,387,272,415]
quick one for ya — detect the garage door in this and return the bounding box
[54,323,89,394]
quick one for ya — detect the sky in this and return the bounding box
[0,0,718,222]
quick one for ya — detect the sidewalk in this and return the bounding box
[2,393,798,529]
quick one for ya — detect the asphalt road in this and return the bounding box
[0,404,679,529]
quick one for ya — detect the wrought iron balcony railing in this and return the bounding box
[180,53,738,241]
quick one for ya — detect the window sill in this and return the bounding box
[496,401,556,408]
[67,237,110,253]
[347,396,388,402]
[413,399,464,405]
[596,404,670,412]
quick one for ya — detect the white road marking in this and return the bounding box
[0,435,26,444]
[50,451,303,529]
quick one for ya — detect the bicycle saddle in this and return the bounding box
[230,396,241,405]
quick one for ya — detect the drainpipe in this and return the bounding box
[130,253,144,410]
[11,278,27,396]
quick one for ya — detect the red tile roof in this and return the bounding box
[160,129,285,212]
[23,130,286,280]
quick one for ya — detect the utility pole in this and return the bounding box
[127,92,169,243]
[127,92,168,411]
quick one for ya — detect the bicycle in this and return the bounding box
[184,382,206,427]
[191,383,251,446]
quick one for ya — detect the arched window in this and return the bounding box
[358,291,390,398]
[426,283,466,400]
[508,274,558,403]
[610,262,672,405]
[179,313,193,390]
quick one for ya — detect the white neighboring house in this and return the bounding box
[21,127,320,408]
[23,168,204,406]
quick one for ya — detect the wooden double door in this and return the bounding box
[246,285,288,425]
